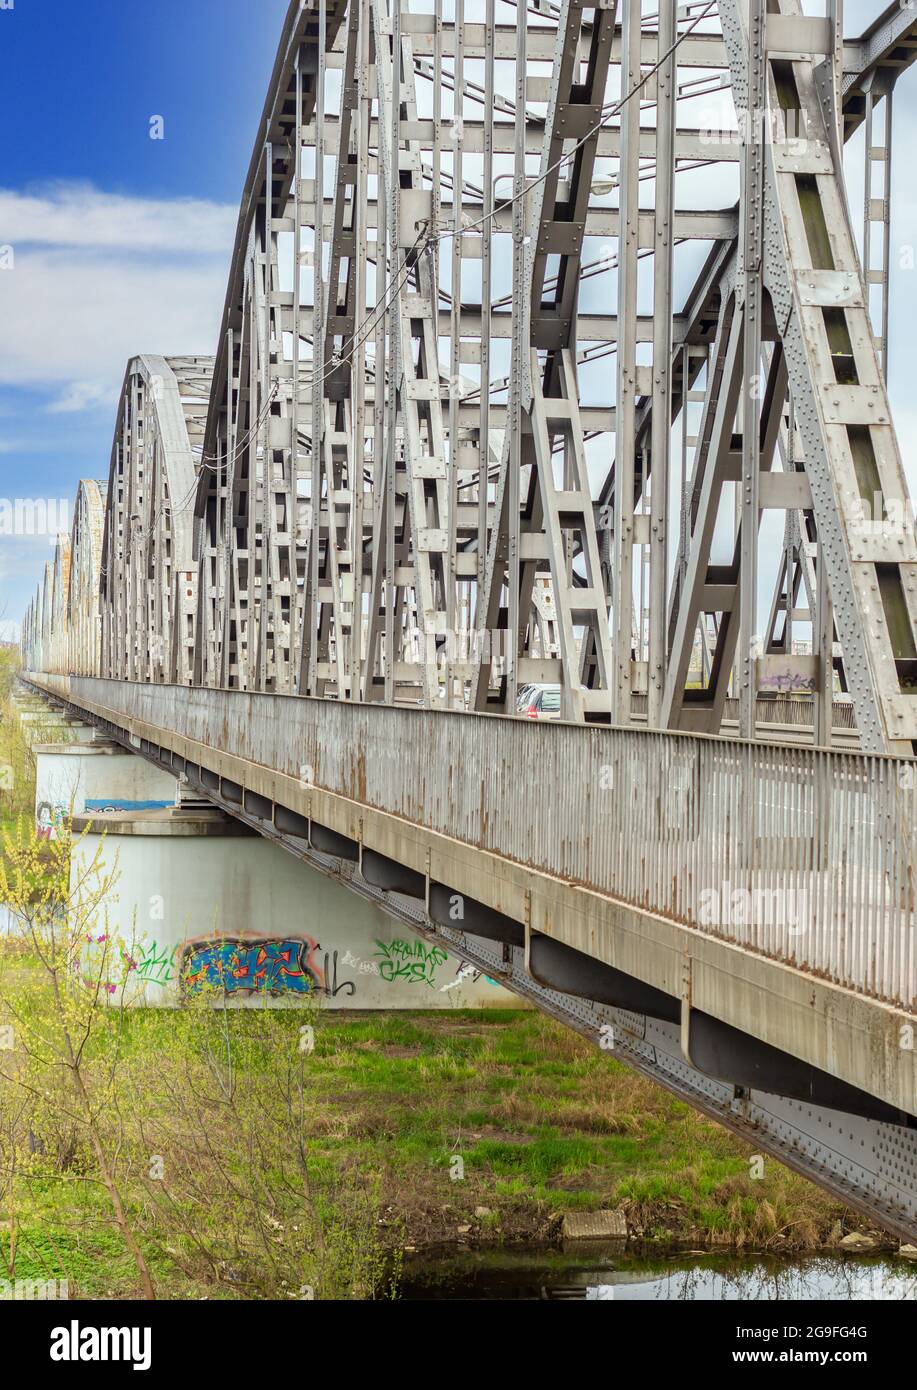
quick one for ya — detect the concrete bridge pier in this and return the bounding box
[34,740,178,840]
[69,804,512,1010]
[13,688,97,745]
[19,711,95,746]
[27,721,97,747]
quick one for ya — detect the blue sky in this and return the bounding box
[0,0,915,640]
[0,0,287,632]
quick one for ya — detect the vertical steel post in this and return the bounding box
[648,0,676,726]
[738,0,765,740]
[506,9,526,713]
[612,0,641,725]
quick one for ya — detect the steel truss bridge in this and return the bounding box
[18,0,917,1239]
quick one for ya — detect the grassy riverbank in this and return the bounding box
[0,992,877,1301]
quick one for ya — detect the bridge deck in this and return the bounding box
[30,675,914,998]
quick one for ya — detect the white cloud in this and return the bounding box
[0,183,235,409]
[0,437,44,453]
[0,183,236,254]
[46,381,116,414]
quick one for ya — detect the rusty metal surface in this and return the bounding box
[34,674,917,1013]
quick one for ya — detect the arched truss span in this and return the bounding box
[39,561,53,677]
[22,596,35,674]
[49,536,71,678]
[100,354,214,685]
[68,479,105,677]
[194,0,350,693]
[22,583,43,674]
[185,0,917,754]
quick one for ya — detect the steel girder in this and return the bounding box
[697,0,917,754]
[68,480,105,678]
[842,0,917,139]
[99,355,213,686]
[473,0,619,720]
[193,0,350,695]
[183,1,714,718]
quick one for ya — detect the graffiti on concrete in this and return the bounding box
[439,960,501,991]
[757,661,817,694]
[340,947,381,979]
[374,938,448,987]
[86,935,357,1000]
[181,936,324,996]
[321,949,356,998]
[122,938,178,987]
[36,800,66,840]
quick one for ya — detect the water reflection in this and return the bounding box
[586,1259,917,1301]
[399,1251,917,1301]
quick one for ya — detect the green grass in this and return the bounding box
[0,969,857,1300]
[210,1007,845,1244]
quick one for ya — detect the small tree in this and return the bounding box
[0,816,156,1299]
[0,667,38,837]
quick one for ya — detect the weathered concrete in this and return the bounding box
[562,1209,628,1241]
[35,742,177,840]
[14,691,99,747]
[70,805,513,1010]
[18,714,95,747]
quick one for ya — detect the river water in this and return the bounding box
[398,1249,917,1301]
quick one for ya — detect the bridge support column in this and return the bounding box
[34,741,178,841]
[70,806,514,1010]
[14,694,96,747]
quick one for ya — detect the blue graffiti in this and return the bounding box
[181,937,322,996]
[84,799,174,812]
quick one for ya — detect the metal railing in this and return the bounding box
[29,673,917,1012]
[631,692,858,730]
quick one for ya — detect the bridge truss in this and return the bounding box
[21,0,917,755]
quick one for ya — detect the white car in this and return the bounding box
[520,684,561,720]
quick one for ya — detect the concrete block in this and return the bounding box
[562,1209,628,1241]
